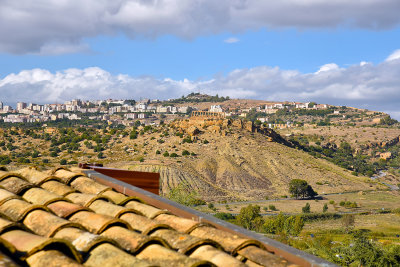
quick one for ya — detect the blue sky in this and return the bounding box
[0,0,400,118]
[2,28,399,79]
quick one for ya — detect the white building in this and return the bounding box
[156,106,170,113]
[16,102,27,111]
[124,113,138,119]
[3,106,13,112]
[178,106,189,113]
[210,105,223,112]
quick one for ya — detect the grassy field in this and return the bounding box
[203,190,400,214]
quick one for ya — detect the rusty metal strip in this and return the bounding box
[84,170,337,267]
[83,166,159,195]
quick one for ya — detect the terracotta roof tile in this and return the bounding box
[100,190,142,205]
[52,169,85,184]
[0,216,21,234]
[135,243,212,267]
[124,200,168,218]
[88,199,141,218]
[101,225,169,253]
[119,212,171,235]
[150,228,221,254]
[0,250,19,266]
[41,180,76,196]
[0,176,33,195]
[14,167,51,185]
[0,167,327,266]
[189,226,263,254]
[0,188,19,205]
[53,227,114,253]
[47,201,89,218]
[154,213,207,233]
[1,229,81,262]
[83,243,152,267]
[65,192,111,207]
[26,250,83,267]
[22,187,65,206]
[237,246,288,266]
[69,210,131,234]
[23,210,83,237]
[70,176,111,195]
[190,245,247,267]
[0,198,49,222]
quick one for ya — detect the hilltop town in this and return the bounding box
[1,93,387,128]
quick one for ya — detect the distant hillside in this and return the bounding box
[116,120,380,201]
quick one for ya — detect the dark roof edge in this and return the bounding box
[84,170,337,267]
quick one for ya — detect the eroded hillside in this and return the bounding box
[117,122,379,201]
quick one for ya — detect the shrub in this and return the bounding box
[167,182,204,206]
[190,152,196,156]
[42,159,49,163]
[169,153,178,158]
[323,203,328,213]
[329,200,335,205]
[60,159,67,165]
[182,137,192,143]
[208,203,215,209]
[182,150,190,156]
[302,203,311,213]
[342,214,355,232]
[393,208,400,214]
[269,205,277,211]
[263,206,268,212]
[156,150,161,154]
[214,212,235,221]
[263,214,304,236]
[203,139,209,144]
[163,151,169,157]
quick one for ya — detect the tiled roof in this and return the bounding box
[0,166,332,267]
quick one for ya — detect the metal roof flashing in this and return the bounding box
[83,169,337,267]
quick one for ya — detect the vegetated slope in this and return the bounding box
[123,129,378,202]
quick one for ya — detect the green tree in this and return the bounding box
[60,159,67,165]
[236,205,262,230]
[289,179,317,199]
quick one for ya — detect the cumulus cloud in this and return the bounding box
[1,49,400,119]
[224,37,240,44]
[1,0,400,54]
[385,49,400,61]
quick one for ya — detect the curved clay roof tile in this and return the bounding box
[101,226,171,254]
[1,229,82,263]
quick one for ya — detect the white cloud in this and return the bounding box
[385,49,400,61]
[315,63,340,74]
[224,37,240,44]
[1,50,400,119]
[1,0,400,54]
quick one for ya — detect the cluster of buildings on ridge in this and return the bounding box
[0,99,330,126]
